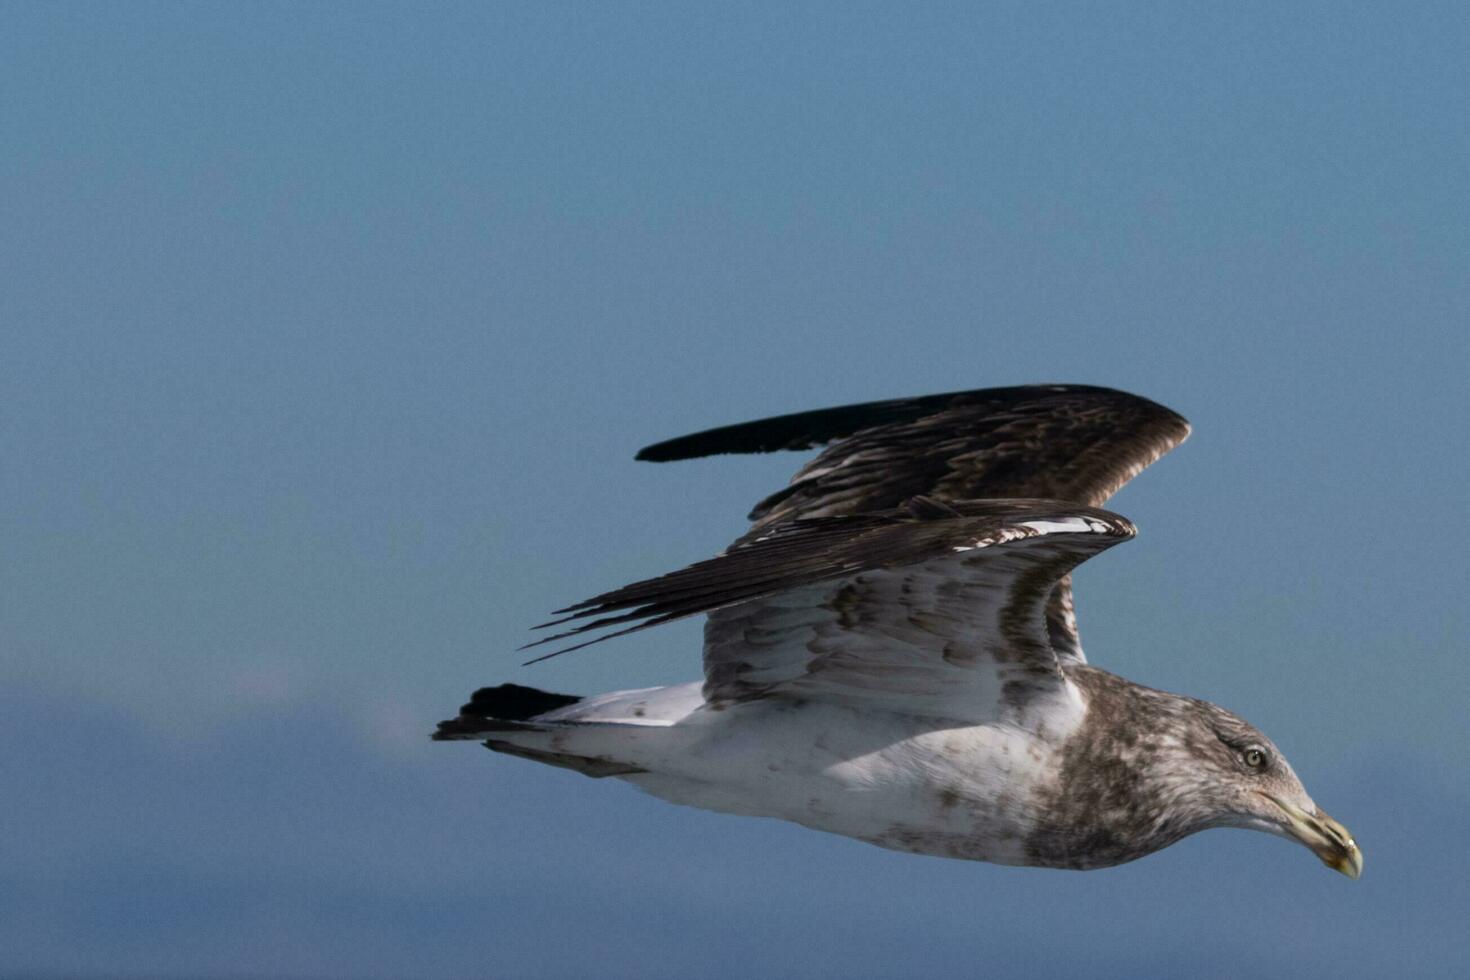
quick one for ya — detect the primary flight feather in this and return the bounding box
[436,384,1361,878]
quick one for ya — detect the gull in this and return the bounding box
[435,384,1361,877]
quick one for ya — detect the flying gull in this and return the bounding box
[435,384,1362,877]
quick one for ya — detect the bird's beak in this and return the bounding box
[1262,793,1363,879]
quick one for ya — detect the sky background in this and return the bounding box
[3,3,1468,978]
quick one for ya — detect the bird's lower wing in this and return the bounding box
[524,498,1135,725]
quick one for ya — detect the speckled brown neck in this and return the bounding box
[1023,665,1215,870]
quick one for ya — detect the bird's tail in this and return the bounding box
[432,683,581,739]
[432,683,649,778]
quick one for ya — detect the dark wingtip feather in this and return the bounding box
[633,444,672,462]
[633,390,964,462]
[632,384,1172,463]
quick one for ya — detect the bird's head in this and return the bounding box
[1168,700,1362,879]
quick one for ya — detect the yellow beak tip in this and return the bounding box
[1323,841,1364,880]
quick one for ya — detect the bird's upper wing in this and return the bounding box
[636,384,1188,663]
[523,499,1134,724]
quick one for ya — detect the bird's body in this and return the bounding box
[438,385,1362,878]
[534,679,1076,867]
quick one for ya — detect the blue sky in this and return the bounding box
[3,3,1468,977]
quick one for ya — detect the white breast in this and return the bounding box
[622,692,1080,865]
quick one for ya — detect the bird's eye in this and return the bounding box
[1243,748,1268,770]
